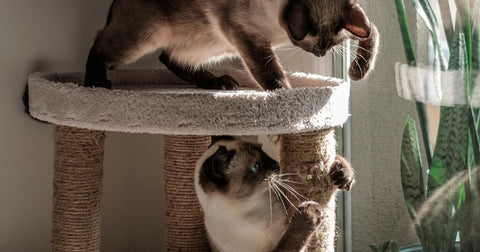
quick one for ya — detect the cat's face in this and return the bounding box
[281,0,370,54]
[280,0,378,80]
[197,140,280,199]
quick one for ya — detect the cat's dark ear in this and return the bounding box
[285,2,311,41]
[343,4,371,39]
[201,146,234,187]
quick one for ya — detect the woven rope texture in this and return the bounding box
[52,126,105,252]
[280,129,337,252]
[164,135,211,251]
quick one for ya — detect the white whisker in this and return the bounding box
[268,180,273,225]
[265,55,275,66]
[273,183,299,213]
[350,44,370,53]
[277,182,302,202]
[277,180,309,201]
[277,178,302,184]
[277,173,301,177]
[272,184,288,215]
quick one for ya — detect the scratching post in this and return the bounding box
[52,126,105,252]
[164,135,211,251]
[27,69,350,251]
[281,129,337,251]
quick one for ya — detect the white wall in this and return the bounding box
[0,1,325,251]
[0,0,420,251]
[0,1,165,251]
[350,1,420,250]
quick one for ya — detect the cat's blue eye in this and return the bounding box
[252,163,259,172]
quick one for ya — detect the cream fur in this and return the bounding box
[194,141,287,252]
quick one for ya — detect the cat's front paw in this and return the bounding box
[84,76,112,89]
[275,201,321,251]
[212,75,239,90]
[264,78,290,90]
[298,201,322,226]
[286,201,321,236]
[329,155,355,191]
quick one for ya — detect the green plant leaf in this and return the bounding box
[400,117,426,245]
[472,2,480,71]
[447,18,466,72]
[438,0,454,48]
[390,240,399,252]
[395,0,433,167]
[395,1,480,250]
[369,245,380,252]
[446,199,464,250]
[428,107,470,195]
[426,106,471,251]
[411,0,447,70]
[381,241,392,252]
[395,0,416,66]
[405,201,424,244]
[458,183,467,209]
[445,6,480,166]
[401,117,425,211]
[453,0,480,165]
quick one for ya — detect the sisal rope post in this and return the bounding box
[52,125,105,252]
[280,129,338,252]
[164,135,211,251]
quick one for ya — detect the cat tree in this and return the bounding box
[28,68,350,252]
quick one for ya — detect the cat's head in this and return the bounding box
[280,0,379,80]
[195,139,280,200]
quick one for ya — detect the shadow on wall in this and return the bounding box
[1,1,165,251]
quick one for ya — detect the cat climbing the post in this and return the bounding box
[194,138,354,252]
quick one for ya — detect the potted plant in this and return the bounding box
[394,0,480,251]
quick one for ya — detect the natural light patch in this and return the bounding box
[395,63,480,107]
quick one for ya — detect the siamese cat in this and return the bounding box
[194,138,354,252]
[85,0,379,90]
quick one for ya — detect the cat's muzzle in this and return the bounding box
[310,48,327,57]
[273,162,281,173]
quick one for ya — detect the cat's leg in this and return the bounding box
[85,20,166,88]
[229,36,290,90]
[159,52,238,90]
[274,201,322,252]
[348,24,379,81]
[85,24,150,88]
[329,155,355,191]
[85,42,111,89]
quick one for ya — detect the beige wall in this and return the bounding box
[350,1,420,250]
[0,1,165,251]
[0,0,421,251]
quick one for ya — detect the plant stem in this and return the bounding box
[468,110,480,164]
[416,103,432,166]
[457,0,480,165]
[395,0,433,168]
[415,0,448,70]
[439,0,454,48]
[396,0,416,66]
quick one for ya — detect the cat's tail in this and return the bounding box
[417,167,480,223]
